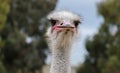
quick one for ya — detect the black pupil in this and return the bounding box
[74,21,80,27]
[49,19,56,26]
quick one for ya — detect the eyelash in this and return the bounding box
[74,21,80,27]
[49,19,57,26]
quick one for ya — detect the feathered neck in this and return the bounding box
[46,28,76,73]
[50,46,71,73]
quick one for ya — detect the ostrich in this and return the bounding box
[45,11,81,73]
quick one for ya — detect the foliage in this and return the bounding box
[0,62,6,73]
[0,0,10,73]
[77,0,120,73]
[0,0,57,73]
[0,0,10,31]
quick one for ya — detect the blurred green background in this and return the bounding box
[0,0,120,73]
[0,0,57,73]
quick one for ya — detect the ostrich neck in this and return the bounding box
[50,46,71,73]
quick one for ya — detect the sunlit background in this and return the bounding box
[0,0,120,73]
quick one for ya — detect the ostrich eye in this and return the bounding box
[49,19,57,26]
[74,21,80,27]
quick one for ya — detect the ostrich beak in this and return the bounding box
[61,21,75,28]
[57,25,75,28]
[59,23,74,28]
[52,21,76,32]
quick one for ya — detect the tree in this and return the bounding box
[77,0,120,73]
[0,0,57,73]
[0,0,10,73]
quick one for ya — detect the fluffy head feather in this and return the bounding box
[47,10,80,22]
[46,10,80,50]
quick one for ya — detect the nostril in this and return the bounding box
[60,23,63,25]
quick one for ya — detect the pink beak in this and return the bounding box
[52,21,76,32]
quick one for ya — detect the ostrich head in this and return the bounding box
[46,11,81,50]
